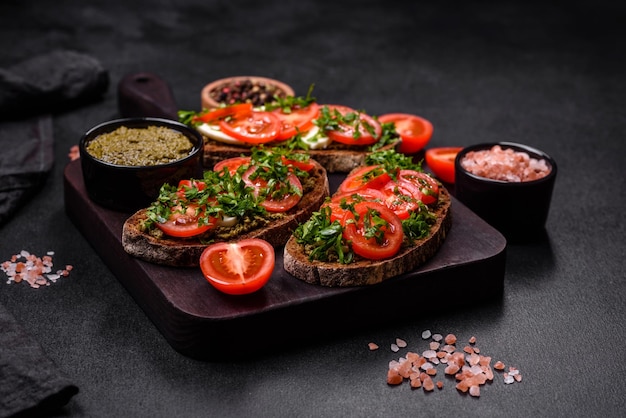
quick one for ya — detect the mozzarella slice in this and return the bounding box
[197,121,331,150]
[197,123,253,146]
[217,214,239,228]
[300,127,331,150]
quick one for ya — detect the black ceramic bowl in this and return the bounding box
[454,142,557,241]
[79,117,204,212]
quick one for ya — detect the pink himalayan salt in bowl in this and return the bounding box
[454,142,557,242]
[460,145,551,182]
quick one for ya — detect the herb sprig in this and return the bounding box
[313,105,377,140]
[294,206,353,264]
[264,84,317,113]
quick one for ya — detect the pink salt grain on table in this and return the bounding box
[384,333,523,397]
[461,145,551,182]
[1,250,73,288]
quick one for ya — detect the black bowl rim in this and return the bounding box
[79,117,203,170]
[455,141,557,186]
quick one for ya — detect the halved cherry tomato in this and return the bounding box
[200,238,275,295]
[193,103,253,124]
[273,103,320,140]
[322,105,382,146]
[219,111,281,144]
[337,165,392,194]
[213,156,252,175]
[425,147,463,184]
[342,201,403,260]
[156,204,218,238]
[242,166,303,212]
[378,113,433,154]
[325,188,386,224]
[397,170,439,205]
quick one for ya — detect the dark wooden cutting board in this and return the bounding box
[63,160,506,360]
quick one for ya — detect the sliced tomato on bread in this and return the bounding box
[342,201,403,260]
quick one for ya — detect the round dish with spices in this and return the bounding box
[201,76,295,110]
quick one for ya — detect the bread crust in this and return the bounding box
[122,161,330,267]
[202,137,400,173]
[283,187,452,287]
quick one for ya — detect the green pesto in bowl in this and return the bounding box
[85,125,194,166]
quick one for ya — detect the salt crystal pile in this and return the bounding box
[385,332,522,397]
[1,250,73,289]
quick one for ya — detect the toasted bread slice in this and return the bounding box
[122,160,330,267]
[283,187,452,287]
[202,137,400,173]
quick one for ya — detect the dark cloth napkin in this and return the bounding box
[0,50,109,121]
[0,49,108,227]
[0,304,79,418]
[0,116,54,227]
[0,49,109,227]
[0,50,108,417]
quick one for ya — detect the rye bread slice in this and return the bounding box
[283,187,452,287]
[202,137,400,173]
[121,160,330,267]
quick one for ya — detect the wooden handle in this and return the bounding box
[117,72,178,120]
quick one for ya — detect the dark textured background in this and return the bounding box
[1,0,625,416]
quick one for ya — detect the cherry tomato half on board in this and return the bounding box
[378,113,433,154]
[200,238,275,295]
[425,147,463,184]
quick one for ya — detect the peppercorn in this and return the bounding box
[209,79,287,107]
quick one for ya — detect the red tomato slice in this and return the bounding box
[273,103,320,140]
[219,111,281,144]
[323,105,382,146]
[213,156,252,175]
[176,179,207,199]
[200,238,275,295]
[342,201,403,260]
[326,188,386,224]
[425,147,463,184]
[338,165,392,194]
[193,103,254,124]
[397,170,439,205]
[178,179,206,190]
[242,166,303,212]
[380,181,421,220]
[155,204,218,238]
[378,113,433,154]
[281,156,315,172]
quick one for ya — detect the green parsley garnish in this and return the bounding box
[264,84,316,113]
[293,205,353,264]
[314,105,377,140]
[365,149,424,173]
